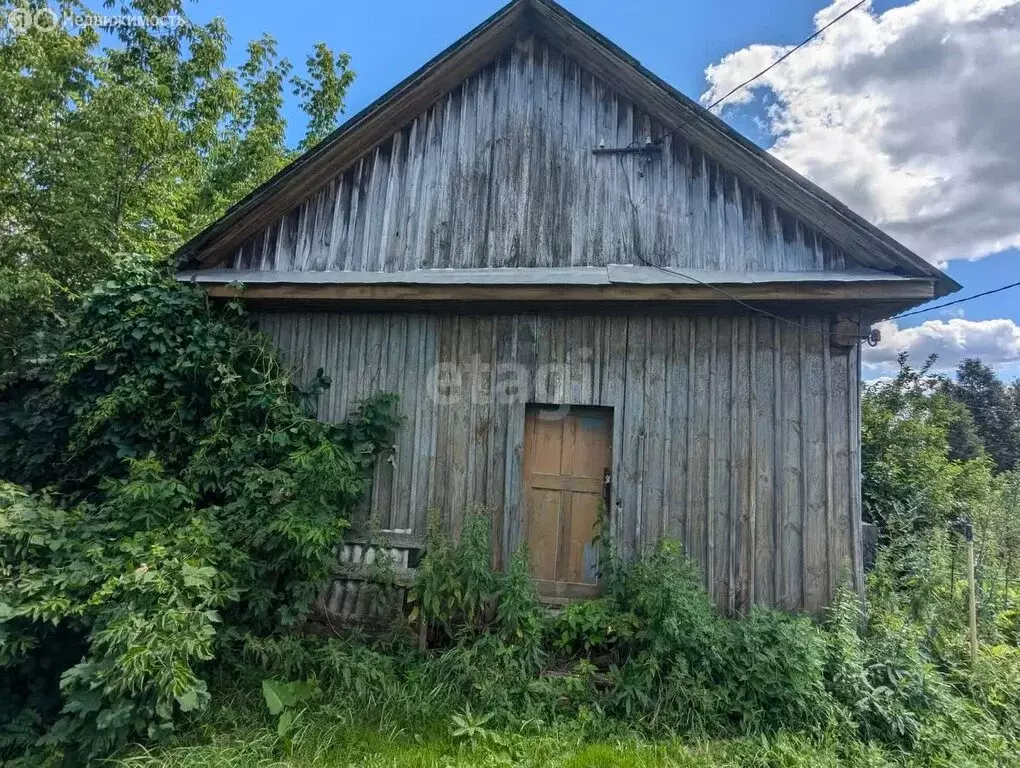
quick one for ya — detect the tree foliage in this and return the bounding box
[861,354,992,541]
[947,358,1020,472]
[0,269,400,762]
[0,6,375,759]
[0,0,354,371]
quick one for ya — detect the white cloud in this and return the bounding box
[862,317,1020,375]
[702,0,1020,264]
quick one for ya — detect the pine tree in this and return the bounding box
[949,359,1020,472]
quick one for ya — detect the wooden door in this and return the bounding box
[522,405,612,600]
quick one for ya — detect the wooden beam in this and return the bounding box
[204,280,934,304]
[344,530,426,550]
[534,579,601,602]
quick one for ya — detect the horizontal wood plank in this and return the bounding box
[344,531,426,550]
[535,580,602,601]
[207,280,933,304]
[529,472,603,493]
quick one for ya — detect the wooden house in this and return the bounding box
[176,0,958,614]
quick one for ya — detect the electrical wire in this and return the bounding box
[891,280,1020,320]
[609,0,1017,343]
[632,253,854,339]
[615,143,859,341]
[702,0,867,116]
[607,0,1020,343]
[652,0,867,148]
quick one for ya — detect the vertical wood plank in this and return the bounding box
[688,317,712,582]
[643,317,668,548]
[802,318,829,613]
[727,317,740,613]
[781,321,803,610]
[431,315,456,518]
[622,316,646,557]
[487,315,513,567]
[755,318,779,607]
[849,340,865,595]
[706,316,719,600]
[505,397,526,557]
[603,316,628,553]
[829,341,853,594]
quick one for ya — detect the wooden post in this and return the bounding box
[952,517,978,667]
[967,536,978,667]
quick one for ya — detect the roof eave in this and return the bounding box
[174,0,960,300]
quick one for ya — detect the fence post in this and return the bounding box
[967,534,978,667]
[951,517,978,667]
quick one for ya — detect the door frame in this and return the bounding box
[519,403,614,603]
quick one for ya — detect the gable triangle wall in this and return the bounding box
[227,35,859,277]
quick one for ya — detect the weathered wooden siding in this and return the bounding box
[256,309,862,614]
[231,37,855,276]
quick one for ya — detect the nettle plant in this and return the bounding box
[0,264,400,762]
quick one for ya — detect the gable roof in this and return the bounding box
[175,0,959,298]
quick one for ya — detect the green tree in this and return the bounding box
[945,392,985,463]
[949,359,1020,472]
[862,354,993,540]
[0,0,354,371]
[1009,379,1020,418]
[293,42,355,151]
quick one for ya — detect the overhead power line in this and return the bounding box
[619,0,1018,340]
[891,280,1020,320]
[699,0,868,116]
[632,253,852,340]
[648,0,868,151]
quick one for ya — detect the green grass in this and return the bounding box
[103,676,1013,768]
[111,716,897,768]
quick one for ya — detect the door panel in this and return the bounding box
[523,406,612,597]
[529,489,561,582]
[561,491,601,583]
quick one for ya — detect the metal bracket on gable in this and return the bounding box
[591,143,662,157]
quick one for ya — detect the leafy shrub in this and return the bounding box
[718,607,832,733]
[261,678,319,740]
[410,536,838,738]
[0,267,400,761]
[449,704,497,746]
[822,583,1020,761]
[496,546,544,664]
[1,466,233,759]
[967,644,1020,738]
[614,540,722,671]
[995,608,1020,646]
[97,533,1020,765]
[410,507,500,641]
[550,599,635,657]
[599,541,836,735]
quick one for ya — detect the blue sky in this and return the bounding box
[190,0,1020,379]
[188,0,840,139]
